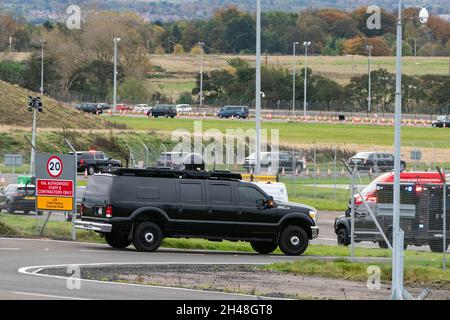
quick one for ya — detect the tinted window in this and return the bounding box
[95,153,106,160]
[239,186,266,205]
[83,153,95,160]
[86,176,112,197]
[180,182,203,203]
[209,184,232,204]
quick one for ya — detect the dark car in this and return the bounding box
[71,151,121,175]
[348,152,405,172]
[0,184,36,214]
[64,186,86,221]
[147,105,177,118]
[244,151,306,174]
[75,168,318,256]
[217,106,249,119]
[432,116,450,128]
[76,103,103,115]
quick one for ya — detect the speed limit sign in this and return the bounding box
[46,156,63,178]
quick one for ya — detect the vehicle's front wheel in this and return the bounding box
[133,222,163,252]
[337,228,350,246]
[105,232,132,249]
[250,241,278,254]
[429,240,448,253]
[432,123,437,128]
[279,225,309,256]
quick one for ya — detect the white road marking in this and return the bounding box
[18,262,285,300]
[13,291,88,300]
[0,248,21,250]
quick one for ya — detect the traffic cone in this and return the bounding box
[305,168,310,176]
[294,167,299,176]
[84,168,88,176]
[281,167,285,176]
[341,168,345,176]
[316,167,320,176]
[327,167,331,176]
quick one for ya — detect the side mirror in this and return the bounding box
[266,196,275,208]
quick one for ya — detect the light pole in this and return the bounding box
[303,41,311,118]
[113,37,121,112]
[255,0,261,175]
[198,41,205,110]
[366,45,373,113]
[292,42,299,116]
[391,0,429,300]
[9,36,12,56]
[40,40,44,96]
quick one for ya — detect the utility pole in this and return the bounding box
[113,38,121,112]
[292,42,299,116]
[199,41,205,110]
[303,41,311,118]
[367,45,373,113]
[255,0,261,175]
[31,40,44,176]
[9,36,12,56]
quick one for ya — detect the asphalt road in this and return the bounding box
[1,237,326,300]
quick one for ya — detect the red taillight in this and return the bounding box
[416,185,423,193]
[355,196,363,206]
[367,195,377,202]
[105,205,113,218]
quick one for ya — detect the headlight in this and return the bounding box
[309,210,317,222]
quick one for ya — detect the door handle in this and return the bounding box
[236,207,242,215]
[208,206,212,214]
[177,205,182,213]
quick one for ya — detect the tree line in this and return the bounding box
[192,58,450,114]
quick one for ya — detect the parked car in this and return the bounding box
[217,106,249,119]
[134,104,149,112]
[0,184,36,214]
[432,116,450,128]
[76,103,103,114]
[147,104,177,118]
[244,151,305,174]
[156,152,190,169]
[176,104,192,114]
[75,168,319,256]
[348,152,406,172]
[64,186,86,221]
[334,171,443,248]
[71,151,121,175]
[115,104,133,111]
[96,103,110,110]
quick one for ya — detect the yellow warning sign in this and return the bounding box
[37,196,73,211]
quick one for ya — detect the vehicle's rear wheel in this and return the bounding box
[105,232,132,249]
[236,114,240,119]
[133,222,163,252]
[250,241,278,254]
[88,165,95,175]
[7,207,14,214]
[337,228,350,246]
[279,225,309,256]
[295,164,303,174]
[429,240,448,253]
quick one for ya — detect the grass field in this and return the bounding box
[107,116,450,149]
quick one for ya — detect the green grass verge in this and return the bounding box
[105,117,450,148]
[264,258,450,289]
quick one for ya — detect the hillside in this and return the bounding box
[0,80,109,129]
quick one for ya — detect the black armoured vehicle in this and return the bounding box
[72,151,121,175]
[147,105,177,118]
[75,168,319,255]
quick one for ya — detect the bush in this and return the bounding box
[177,92,194,104]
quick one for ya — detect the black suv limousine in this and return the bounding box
[75,168,319,255]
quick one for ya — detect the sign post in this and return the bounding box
[35,153,76,238]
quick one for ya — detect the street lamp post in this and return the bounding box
[303,41,311,118]
[366,45,373,113]
[292,42,299,116]
[391,0,429,300]
[199,42,205,110]
[113,38,121,112]
[255,0,262,175]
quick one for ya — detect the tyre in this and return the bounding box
[279,225,309,256]
[378,229,407,250]
[295,164,303,174]
[7,207,14,214]
[250,241,278,254]
[429,240,448,253]
[88,165,95,175]
[236,114,240,119]
[432,123,437,128]
[378,240,389,249]
[133,222,163,252]
[337,228,350,246]
[219,114,223,118]
[37,211,44,216]
[105,232,132,249]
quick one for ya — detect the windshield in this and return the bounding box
[353,152,372,158]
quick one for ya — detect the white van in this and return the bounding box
[251,181,289,202]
